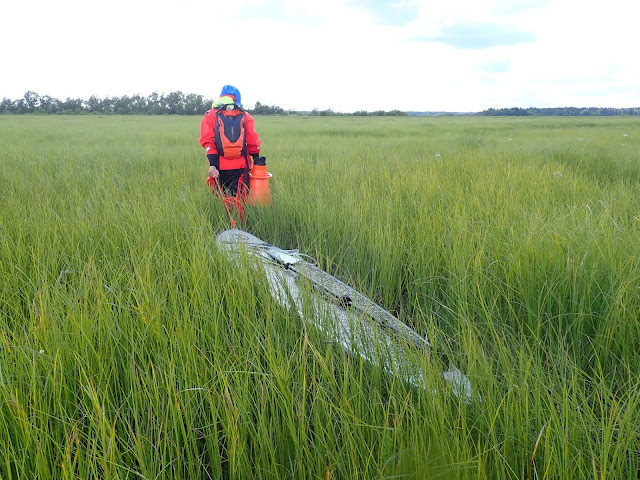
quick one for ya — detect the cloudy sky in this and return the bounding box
[1,0,637,112]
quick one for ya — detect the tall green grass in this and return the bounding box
[1,114,639,478]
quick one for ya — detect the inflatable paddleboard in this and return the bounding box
[216,229,474,403]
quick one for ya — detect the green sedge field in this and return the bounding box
[1,114,639,479]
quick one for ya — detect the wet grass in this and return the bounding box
[1,114,639,478]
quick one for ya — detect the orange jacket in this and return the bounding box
[200,107,261,170]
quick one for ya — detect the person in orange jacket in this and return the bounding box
[200,85,262,196]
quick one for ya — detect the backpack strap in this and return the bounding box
[216,103,245,114]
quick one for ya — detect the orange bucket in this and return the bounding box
[248,158,272,206]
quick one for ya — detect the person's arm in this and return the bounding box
[207,153,219,178]
[200,110,219,156]
[244,113,261,157]
[201,111,220,178]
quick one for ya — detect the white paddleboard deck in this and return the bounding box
[216,229,473,403]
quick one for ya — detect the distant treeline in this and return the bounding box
[479,106,640,116]
[4,92,639,117]
[306,108,408,117]
[1,91,213,115]
[0,91,408,116]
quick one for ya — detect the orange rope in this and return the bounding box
[207,176,245,229]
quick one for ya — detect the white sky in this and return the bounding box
[1,0,638,112]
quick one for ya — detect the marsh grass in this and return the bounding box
[1,114,639,478]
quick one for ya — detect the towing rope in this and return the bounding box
[206,176,246,229]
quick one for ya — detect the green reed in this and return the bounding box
[1,114,639,479]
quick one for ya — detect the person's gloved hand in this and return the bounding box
[208,166,219,179]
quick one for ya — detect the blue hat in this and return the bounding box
[220,85,241,106]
